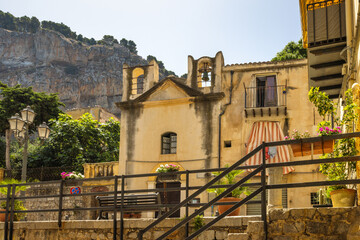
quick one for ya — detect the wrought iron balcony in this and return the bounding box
[244,85,287,117]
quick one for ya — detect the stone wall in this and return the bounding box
[268,207,360,240]
[21,182,113,221]
[0,216,260,240]
[2,206,360,239]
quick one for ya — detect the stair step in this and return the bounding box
[227,233,249,240]
[246,221,265,240]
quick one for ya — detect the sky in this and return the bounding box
[1,0,302,76]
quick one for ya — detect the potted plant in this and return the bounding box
[192,214,205,231]
[286,126,338,157]
[156,164,181,182]
[207,165,250,216]
[0,179,28,221]
[61,171,84,187]
[310,88,359,207]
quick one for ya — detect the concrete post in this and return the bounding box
[268,167,283,209]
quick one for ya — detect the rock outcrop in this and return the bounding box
[0,28,147,117]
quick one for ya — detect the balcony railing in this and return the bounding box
[244,85,286,109]
[307,0,346,47]
[83,161,119,178]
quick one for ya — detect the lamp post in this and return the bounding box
[8,106,50,182]
[38,122,51,140]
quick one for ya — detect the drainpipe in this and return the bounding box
[218,70,234,168]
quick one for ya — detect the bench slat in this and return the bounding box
[96,193,163,219]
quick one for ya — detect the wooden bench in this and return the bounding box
[95,193,163,219]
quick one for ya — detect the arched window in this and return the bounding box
[161,132,177,154]
[131,68,145,95]
[136,74,144,94]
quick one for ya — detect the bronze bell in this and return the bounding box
[202,71,209,81]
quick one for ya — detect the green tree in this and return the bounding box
[0,11,16,31]
[271,39,307,62]
[17,16,31,32]
[27,113,120,171]
[29,17,40,33]
[120,38,128,47]
[147,55,176,77]
[0,82,64,134]
[180,73,188,79]
[77,34,83,42]
[0,82,64,169]
[98,35,119,46]
[41,20,77,39]
[128,40,137,54]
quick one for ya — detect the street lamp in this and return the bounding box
[38,122,51,140]
[8,106,50,182]
[20,106,36,125]
[8,114,25,134]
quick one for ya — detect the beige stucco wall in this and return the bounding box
[221,59,325,209]
[118,80,223,216]
[66,106,119,123]
[118,56,328,214]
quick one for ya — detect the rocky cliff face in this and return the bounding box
[0,28,147,117]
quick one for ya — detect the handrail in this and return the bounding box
[245,85,286,90]
[137,144,264,239]
[139,132,360,240]
[154,167,262,240]
[187,187,263,240]
[2,132,360,240]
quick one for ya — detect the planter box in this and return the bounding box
[64,179,83,187]
[291,139,334,157]
[156,173,181,182]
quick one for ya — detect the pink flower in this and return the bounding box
[284,136,289,140]
[319,127,323,132]
[325,127,329,131]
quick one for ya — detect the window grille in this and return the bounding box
[310,192,319,205]
[162,133,177,154]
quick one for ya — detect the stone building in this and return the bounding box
[66,106,119,123]
[116,52,324,216]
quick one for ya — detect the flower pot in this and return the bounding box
[217,197,241,216]
[291,140,333,157]
[156,173,181,182]
[330,189,356,207]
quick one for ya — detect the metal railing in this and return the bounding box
[4,166,75,181]
[139,132,360,240]
[1,132,360,240]
[0,167,262,240]
[244,85,286,109]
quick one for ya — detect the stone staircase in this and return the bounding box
[226,220,265,240]
[179,216,264,240]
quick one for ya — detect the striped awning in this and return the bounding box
[245,122,294,174]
